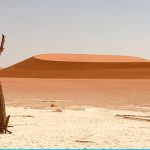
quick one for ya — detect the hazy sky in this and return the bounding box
[0,0,150,67]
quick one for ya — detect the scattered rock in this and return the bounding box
[50,104,57,107]
[116,114,150,122]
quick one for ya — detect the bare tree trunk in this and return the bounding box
[0,82,6,133]
[0,34,11,134]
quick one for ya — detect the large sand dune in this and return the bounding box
[0,54,150,78]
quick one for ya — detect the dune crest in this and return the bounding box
[34,54,148,62]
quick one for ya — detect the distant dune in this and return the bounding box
[0,54,150,78]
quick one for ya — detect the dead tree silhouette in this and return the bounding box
[0,34,5,55]
[0,34,11,134]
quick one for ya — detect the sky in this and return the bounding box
[0,0,150,67]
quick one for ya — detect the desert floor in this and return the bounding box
[0,78,150,148]
[1,106,150,148]
[1,78,150,110]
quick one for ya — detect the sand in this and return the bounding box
[1,78,150,110]
[1,106,150,148]
[0,54,149,148]
[0,76,150,148]
[35,54,149,62]
[0,78,149,147]
[1,54,150,78]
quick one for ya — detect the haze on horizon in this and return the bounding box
[0,0,150,67]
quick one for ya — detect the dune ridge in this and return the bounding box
[34,54,148,62]
[0,54,150,78]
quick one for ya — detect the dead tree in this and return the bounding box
[0,34,11,134]
[0,82,6,133]
[0,34,5,55]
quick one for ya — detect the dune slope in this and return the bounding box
[0,54,150,79]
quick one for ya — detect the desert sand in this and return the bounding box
[0,54,150,148]
[0,54,150,78]
[1,78,150,110]
[0,78,149,148]
[35,54,148,62]
[1,106,150,148]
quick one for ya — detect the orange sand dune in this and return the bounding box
[0,54,150,78]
